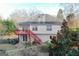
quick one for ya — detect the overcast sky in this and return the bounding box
[0,3,65,19]
[0,0,79,19]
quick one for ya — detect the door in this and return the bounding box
[23,34,27,41]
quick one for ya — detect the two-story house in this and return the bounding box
[17,14,63,43]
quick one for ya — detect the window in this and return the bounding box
[46,25,52,31]
[32,26,38,31]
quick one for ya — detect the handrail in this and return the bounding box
[15,30,42,44]
[27,30,42,44]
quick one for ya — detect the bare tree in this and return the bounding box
[57,9,64,20]
[60,3,79,16]
[10,8,42,22]
[10,9,28,19]
[28,8,43,19]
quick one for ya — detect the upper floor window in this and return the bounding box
[32,26,38,31]
[46,25,52,31]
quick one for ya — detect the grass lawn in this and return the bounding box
[0,44,16,50]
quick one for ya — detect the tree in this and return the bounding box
[0,19,5,33]
[66,13,75,21]
[57,9,64,20]
[2,19,16,34]
[28,8,43,19]
[10,9,29,23]
[10,9,42,23]
[49,19,79,56]
[60,3,79,16]
[10,9,28,19]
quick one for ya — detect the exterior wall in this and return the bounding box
[30,25,61,34]
[18,24,61,42]
[29,24,61,42]
[36,34,54,42]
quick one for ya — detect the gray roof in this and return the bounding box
[19,14,63,26]
[29,14,63,22]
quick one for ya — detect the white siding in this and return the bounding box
[30,25,61,34]
[31,34,56,42]
[36,34,53,42]
[29,24,61,42]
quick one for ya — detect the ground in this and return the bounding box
[0,44,16,50]
[0,43,49,56]
[0,44,16,56]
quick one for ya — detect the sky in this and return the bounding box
[0,0,79,19]
[0,3,64,19]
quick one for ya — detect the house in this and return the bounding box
[15,14,63,44]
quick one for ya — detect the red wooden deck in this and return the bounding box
[15,30,42,44]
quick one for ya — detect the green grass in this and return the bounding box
[0,44,16,50]
[69,28,79,32]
